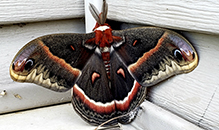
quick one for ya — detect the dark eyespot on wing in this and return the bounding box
[173,49,183,61]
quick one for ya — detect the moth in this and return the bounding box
[10,1,198,126]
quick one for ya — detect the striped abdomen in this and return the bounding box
[100,47,111,79]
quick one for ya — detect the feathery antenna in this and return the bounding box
[89,0,108,25]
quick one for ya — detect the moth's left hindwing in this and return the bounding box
[10,33,96,92]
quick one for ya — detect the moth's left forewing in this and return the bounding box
[112,27,198,87]
[10,33,96,92]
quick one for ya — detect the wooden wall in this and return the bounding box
[0,0,218,130]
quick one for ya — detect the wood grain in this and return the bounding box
[1,0,219,129]
[0,0,84,25]
[106,0,219,35]
[1,0,219,35]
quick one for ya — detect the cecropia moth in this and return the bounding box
[10,1,198,126]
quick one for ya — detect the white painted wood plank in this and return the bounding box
[106,0,219,34]
[147,32,219,130]
[0,19,85,114]
[0,0,84,25]
[1,0,218,35]
[133,101,203,130]
[0,102,203,130]
[0,2,218,129]
[0,104,94,130]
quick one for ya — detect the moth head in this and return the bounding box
[10,40,41,82]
